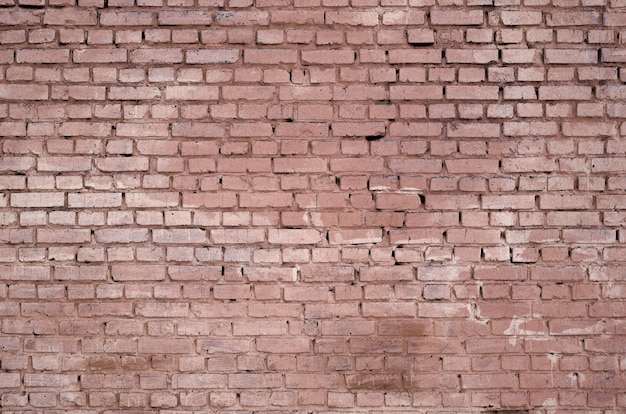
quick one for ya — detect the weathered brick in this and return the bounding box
[239,193,292,208]
[68,193,121,208]
[446,49,498,64]
[172,373,227,388]
[54,265,107,281]
[562,121,616,137]
[158,10,212,25]
[172,122,226,138]
[95,157,149,172]
[100,11,154,26]
[244,49,298,64]
[44,9,97,25]
[215,11,269,25]
[0,1,623,409]
[165,86,219,100]
[448,123,500,138]
[547,11,600,26]
[0,84,48,100]
[0,10,40,26]
[38,229,90,244]
[501,10,542,25]
[388,49,441,64]
[545,49,598,64]
[0,373,20,388]
[601,48,626,63]
[74,49,127,63]
[390,86,443,101]
[432,10,483,25]
[301,50,355,65]
[17,49,70,64]
[539,86,592,100]
[187,49,240,64]
[268,229,321,244]
[325,11,379,26]
[111,265,166,281]
[0,265,50,281]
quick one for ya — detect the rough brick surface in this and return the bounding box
[0,0,625,412]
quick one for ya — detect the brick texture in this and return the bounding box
[0,0,625,412]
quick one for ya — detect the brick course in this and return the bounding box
[0,0,625,412]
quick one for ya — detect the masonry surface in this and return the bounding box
[0,0,625,412]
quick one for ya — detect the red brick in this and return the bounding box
[539,86,592,100]
[277,87,327,102]
[446,159,498,174]
[425,195,480,210]
[431,10,483,25]
[502,157,558,172]
[419,303,471,318]
[0,10,40,25]
[257,337,310,353]
[95,157,149,172]
[462,374,518,389]
[362,302,416,317]
[158,10,212,25]
[215,10,269,25]
[0,373,20,388]
[0,84,48,100]
[17,49,70,64]
[358,265,413,281]
[545,49,598,64]
[447,49,498,64]
[387,87,437,102]
[601,48,626,63]
[24,373,78,387]
[186,48,239,64]
[111,265,166,281]
[300,265,354,282]
[330,157,384,172]
[11,192,64,207]
[271,11,324,24]
[44,8,97,25]
[0,1,624,409]
[172,122,225,138]
[563,229,616,244]
[501,10,542,25]
[230,122,273,137]
[37,229,90,244]
[244,49,297,64]
[378,9,420,24]
[447,229,501,244]
[108,87,160,101]
[74,49,128,63]
[547,11,600,26]
[165,85,218,100]
[325,11,378,26]
[562,121,616,137]
[388,49,442,64]
[333,85,386,100]
[448,122,500,138]
[539,194,593,210]
[274,158,327,173]
[54,266,107,281]
[138,338,192,354]
[530,266,586,281]
[375,193,422,210]
[100,11,154,26]
[417,266,471,281]
[268,229,321,245]
[0,265,50,281]
[389,122,443,137]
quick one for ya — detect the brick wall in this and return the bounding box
[1,0,626,411]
